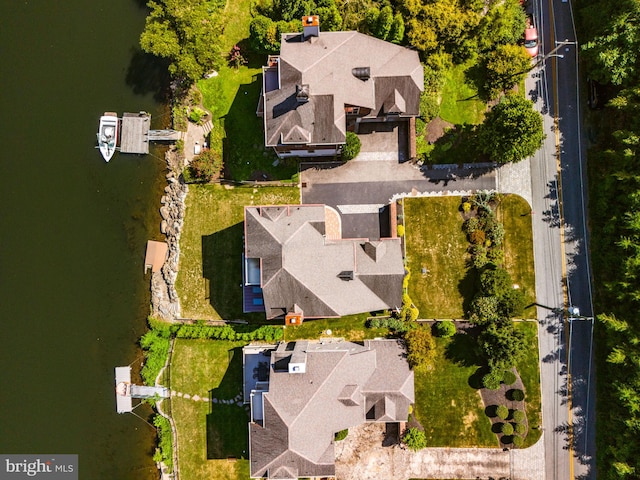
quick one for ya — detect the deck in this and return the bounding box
[120,112,150,154]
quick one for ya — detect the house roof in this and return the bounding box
[249,339,414,479]
[264,30,423,148]
[244,205,404,319]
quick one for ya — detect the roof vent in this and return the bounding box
[296,84,310,103]
[338,271,354,281]
[352,67,371,81]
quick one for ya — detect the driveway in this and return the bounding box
[301,157,496,239]
[334,423,545,480]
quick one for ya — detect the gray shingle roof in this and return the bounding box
[264,31,423,148]
[248,339,414,479]
[244,205,404,319]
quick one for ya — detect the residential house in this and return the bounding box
[244,339,414,479]
[243,204,404,323]
[258,15,424,158]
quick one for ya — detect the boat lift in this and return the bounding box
[115,366,169,414]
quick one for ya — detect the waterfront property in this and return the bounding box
[257,15,423,158]
[244,339,414,479]
[243,204,404,322]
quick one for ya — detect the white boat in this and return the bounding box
[97,112,119,162]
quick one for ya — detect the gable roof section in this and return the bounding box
[249,340,414,479]
[264,31,423,148]
[244,205,404,319]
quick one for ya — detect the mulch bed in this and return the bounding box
[479,368,529,447]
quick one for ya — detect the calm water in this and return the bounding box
[0,2,169,478]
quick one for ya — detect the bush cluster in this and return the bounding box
[367,317,411,333]
[172,323,284,342]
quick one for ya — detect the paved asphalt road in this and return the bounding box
[531,0,596,477]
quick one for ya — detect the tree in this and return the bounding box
[250,15,280,53]
[402,427,427,451]
[476,0,527,51]
[374,6,394,40]
[479,44,534,99]
[478,320,526,370]
[342,132,361,160]
[389,13,405,44]
[468,295,500,325]
[498,287,526,318]
[317,5,342,31]
[405,326,436,368]
[139,0,225,82]
[478,94,545,163]
[480,266,512,297]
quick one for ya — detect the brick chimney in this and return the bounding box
[302,15,320,39]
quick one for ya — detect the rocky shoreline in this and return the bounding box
[151,149,186,321]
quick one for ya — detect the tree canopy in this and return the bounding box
[478,94,545,163]
[140,0,225,82]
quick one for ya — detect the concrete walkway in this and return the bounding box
[334,423,545,480]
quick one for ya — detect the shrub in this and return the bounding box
[405,326,436,368]
[172,105,188,131]
[502,369,517,385]
[512,435,524,447]
[462,201,472,213]
[468,295,499,324]
[487,222,505,246]
[153,414,173,471]
[496,405,509,420]
[342,132,361,160]
[189,150,223,182]
[434,320,456,337]
[464,217,480,235]
[402,427,427,451]
[509,389,525,401]
[335,429,348,441]
[471,245,489,269]
[501,422,514,435]
[188,106,206,124]
[514,423,526,435]
[482,369,502,390]
[469,229,486,245]
[512,409,525,422]
[397,224,405,237]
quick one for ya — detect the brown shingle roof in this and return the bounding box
[248,340,414,479]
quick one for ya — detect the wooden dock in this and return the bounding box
[120,112,150,154]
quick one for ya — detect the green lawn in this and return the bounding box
[498,195,536,318]
[405,195,536,319]
[439,62,486,126]
[514,321,542,447]
[404,197,470,319]
[170,339,250,480]
[413,333,497,447]
[175,184,299,320]
[194,0,297,181]
[283,313,390,342]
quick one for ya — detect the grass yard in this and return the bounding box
[439,62,486,126]
[413,333,497,447]
[498,195,536,318]
[404,197,470,319]
[170,339,249,480]
[514,321,542,447]
[195,0,298,181]
[405,195,536,319]
[175,184,299,320]
[283,313,390,342]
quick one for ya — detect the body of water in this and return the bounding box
[0,2,169,478]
